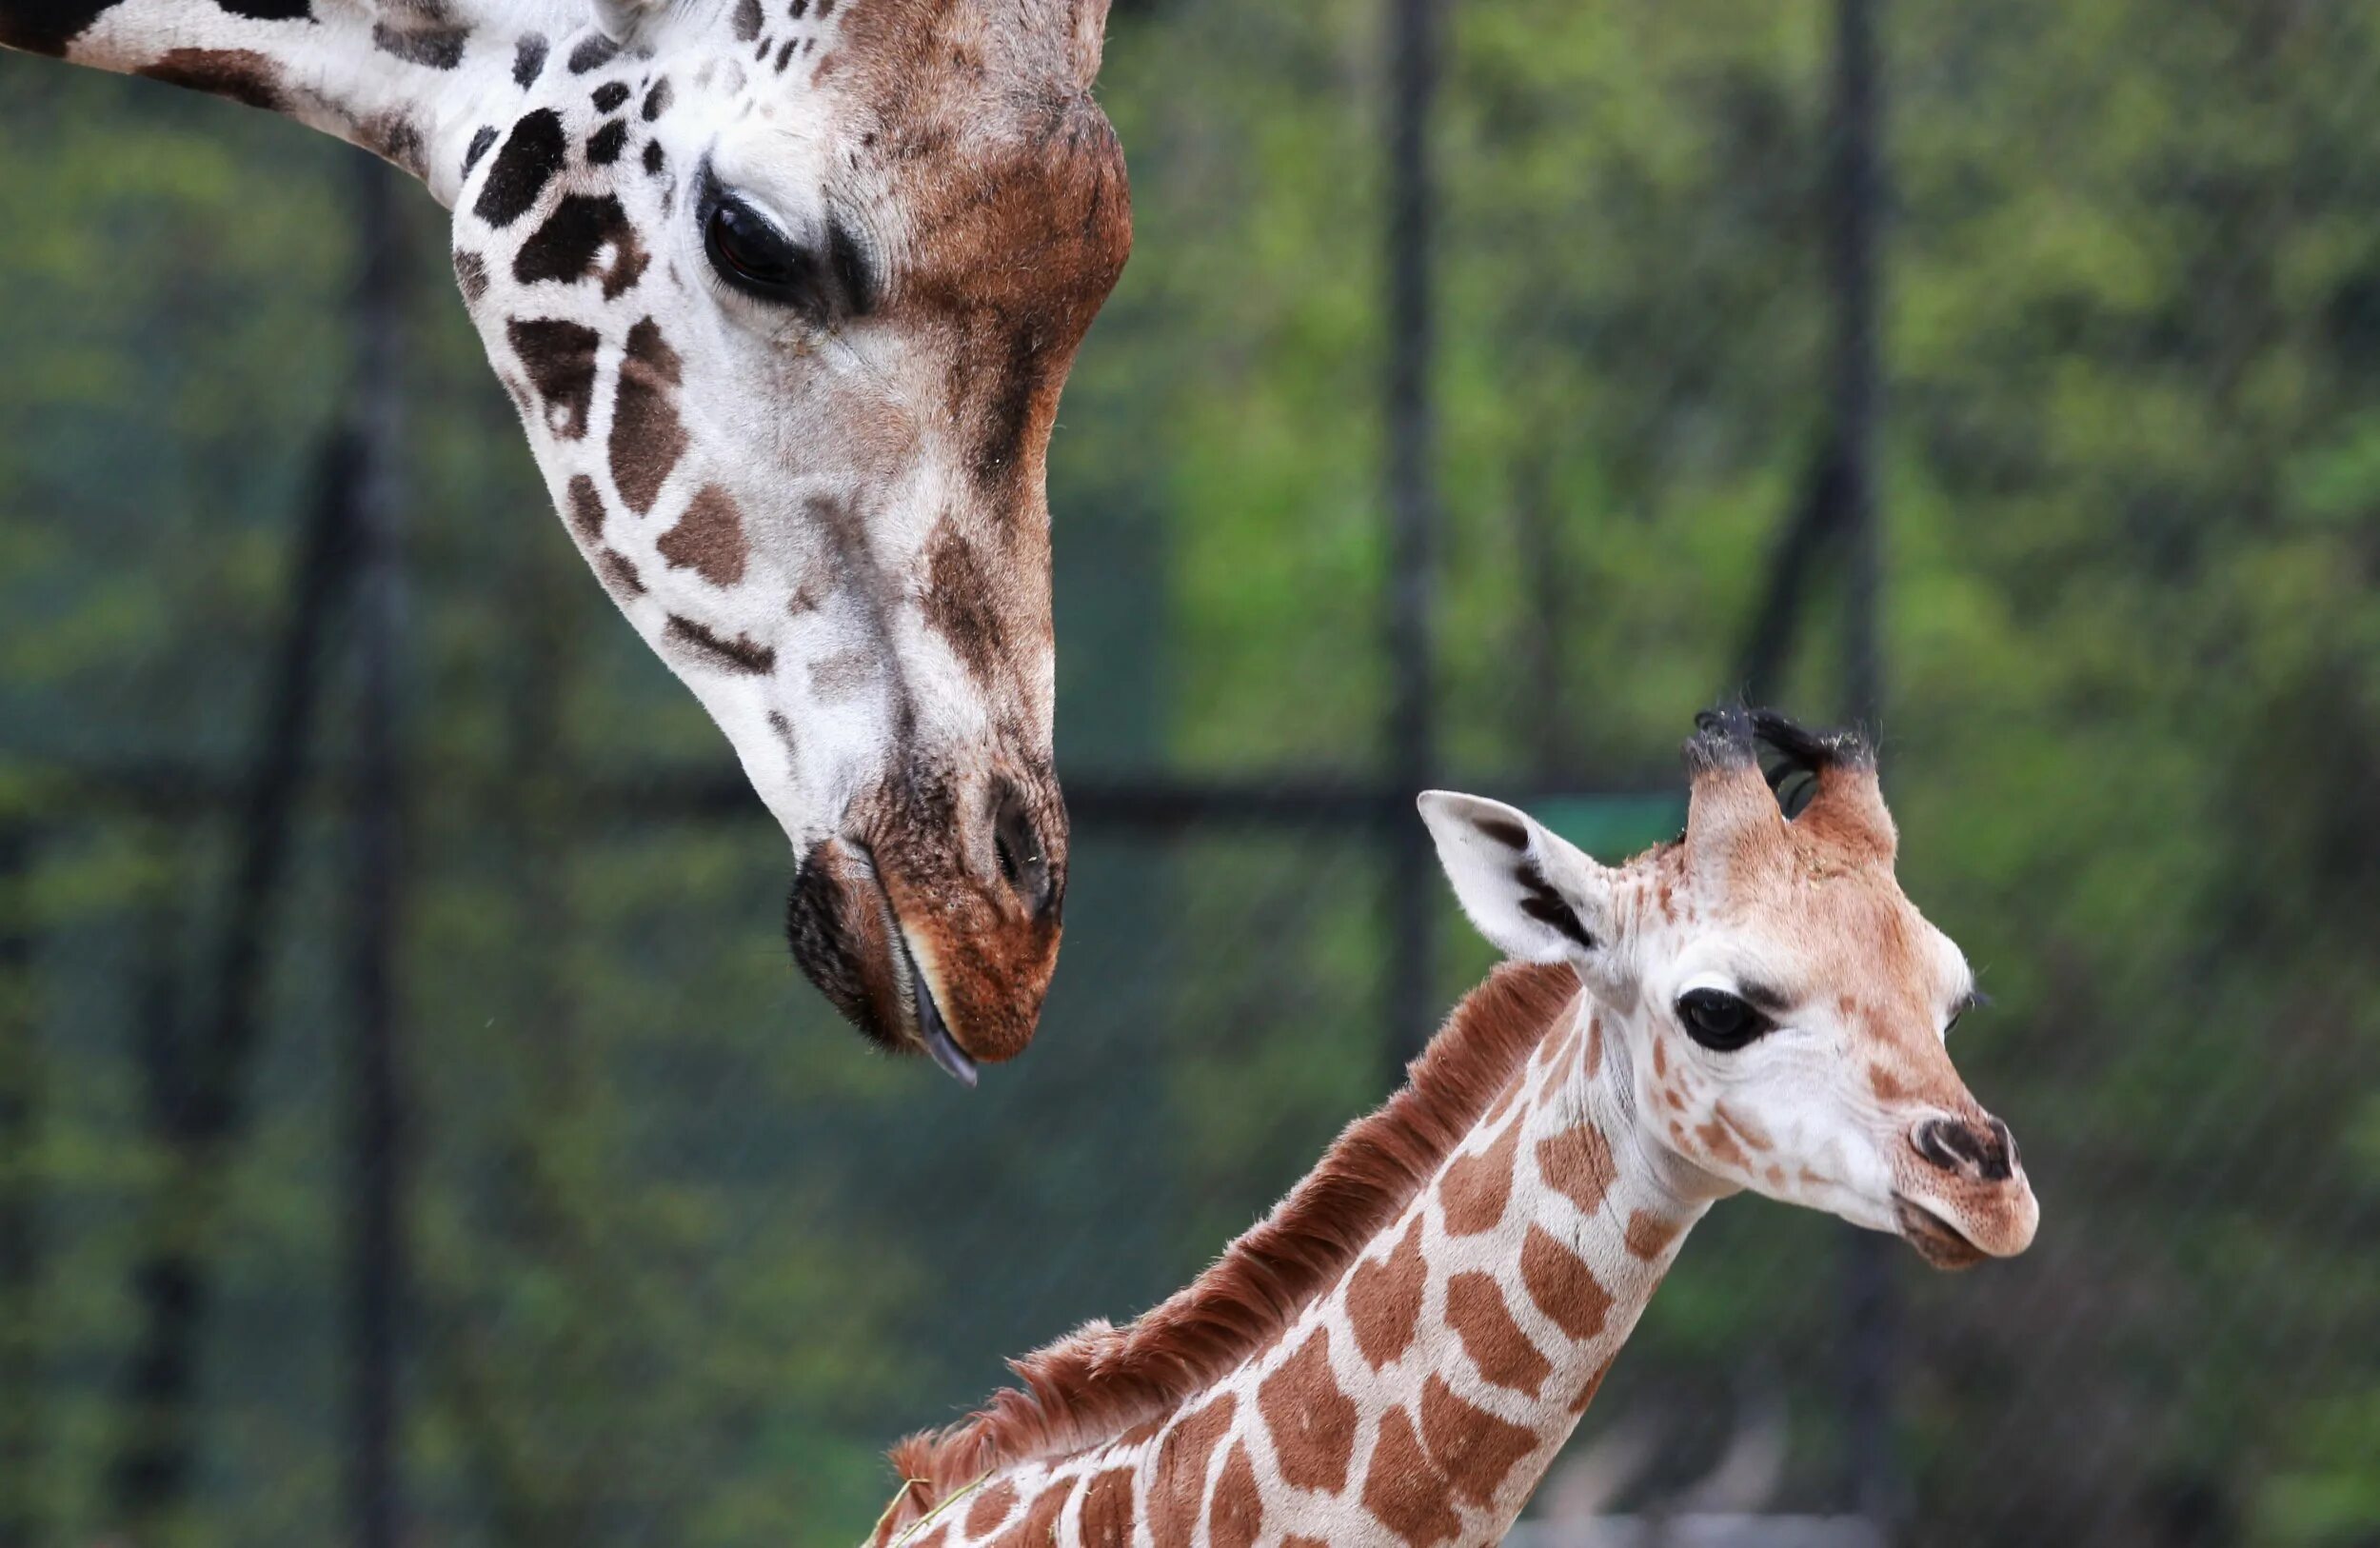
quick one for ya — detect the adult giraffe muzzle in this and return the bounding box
[1,0,1134,1081]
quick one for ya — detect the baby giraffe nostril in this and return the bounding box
[1914,1116,2015,1183]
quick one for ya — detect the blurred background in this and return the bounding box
[5,0,2380,1543]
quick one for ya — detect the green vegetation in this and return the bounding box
[3,1,2378,1543]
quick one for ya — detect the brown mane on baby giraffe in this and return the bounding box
[890,960,1582,1500]
[871,708,2038,1548]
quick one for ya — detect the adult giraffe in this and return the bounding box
[870,709,2039,1545]
[0,0,1132,1082]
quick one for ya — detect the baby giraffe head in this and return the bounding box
[1420,707,2038,1270]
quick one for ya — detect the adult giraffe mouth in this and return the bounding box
[885,908,980,1089]
[783,838,980,1087]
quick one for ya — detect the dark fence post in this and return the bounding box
[0,824,40,1548]
[1384,0,1445,1072]
[1827,0,1900,1537]
[343,154,412,1548]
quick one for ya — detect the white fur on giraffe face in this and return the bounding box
[1425,718,2040,1271]
[5,0,1126,1064]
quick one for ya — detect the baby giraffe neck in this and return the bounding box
[890,986,1712,1548]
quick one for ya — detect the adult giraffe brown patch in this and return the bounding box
[1536,1122,1617,1216]
[1362,1405,1460,1548]
[610,318,690,513]
[515,193,650,300]
[922,523,1005,685]
[1520,1225,1614,1342]
[473,108,566,228]
[1258,1329,1356,1492]
[665,616,774,675]
[507,319,601,439]
[1147,1395,1236,1548]
[596,549,645,597]
[657,484,749,585]
[134,48,284,110]
[1079,1467,1135,1544]
[1419,1372,1539,1507]
[1444,1271,1552,1399]
[565,475,606,544]
[370,20,466,69]
[452,248,489,304]
[1440,1120,1521,1237]
[1624,1209,1683,1261]
[1348,1213,1427,1369]
[1208,1443,1263,1548]
[963,1479,1018,1537]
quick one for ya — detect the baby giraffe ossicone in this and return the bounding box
[871,708,2040,1548]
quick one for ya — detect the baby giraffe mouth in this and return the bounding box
[1892,1195,1990,1272]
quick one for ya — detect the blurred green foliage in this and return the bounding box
[4,0,2380,1544]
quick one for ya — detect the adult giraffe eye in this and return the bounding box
[704,192,822,311]
[1676,988,1772,1053]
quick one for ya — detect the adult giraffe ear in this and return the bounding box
[1067,0,1112,86]
[1418,792,1616,967]
[592,0,668,47]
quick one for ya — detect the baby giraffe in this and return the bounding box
[870,708,2039,1548]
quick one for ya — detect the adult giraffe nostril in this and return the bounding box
[991,782,1058,920]
[1914,1115,2016,1183]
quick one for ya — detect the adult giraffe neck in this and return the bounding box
[874,967,1717,1548]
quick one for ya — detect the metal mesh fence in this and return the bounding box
[6,0,2380,1545]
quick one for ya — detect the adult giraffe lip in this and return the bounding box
[859,856,978,1089]
[891,922,980,1089]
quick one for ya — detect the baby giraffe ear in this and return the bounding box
[1418,792,1613,965]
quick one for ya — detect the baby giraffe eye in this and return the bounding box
[1676,987,1773,1052]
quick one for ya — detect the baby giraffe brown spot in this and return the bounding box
[1363,1405,1461,1548]
[964,1479,1018,1537]
[1079,1468,1135,1543]
[1441,1121,1522,1237]
[1258,1328,1357,1491]
[1624,1209,1683,1261]
[1537,1122,1617,1216]
[610,318,690,514]
[1521,1224,1614,1341]
[1869,1063,1913,1102]
[657,485,749,585]
[597,549,645,596]
[1149,1395,1237,1548]
[1445,1271,1552,1398]
[1348,1214,1427,1369]
[1693,1117,1749,1170]
[1208,1443,1263,1548]
[995,1479,1071,1548]
[1420,1372,1541,1507]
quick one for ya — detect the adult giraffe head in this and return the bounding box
[1,0,1134,1081]
[1425,707,2039,1267]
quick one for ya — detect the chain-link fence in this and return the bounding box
[5,1,2380,1545]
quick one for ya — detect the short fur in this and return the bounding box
[884,960,1582,1507]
